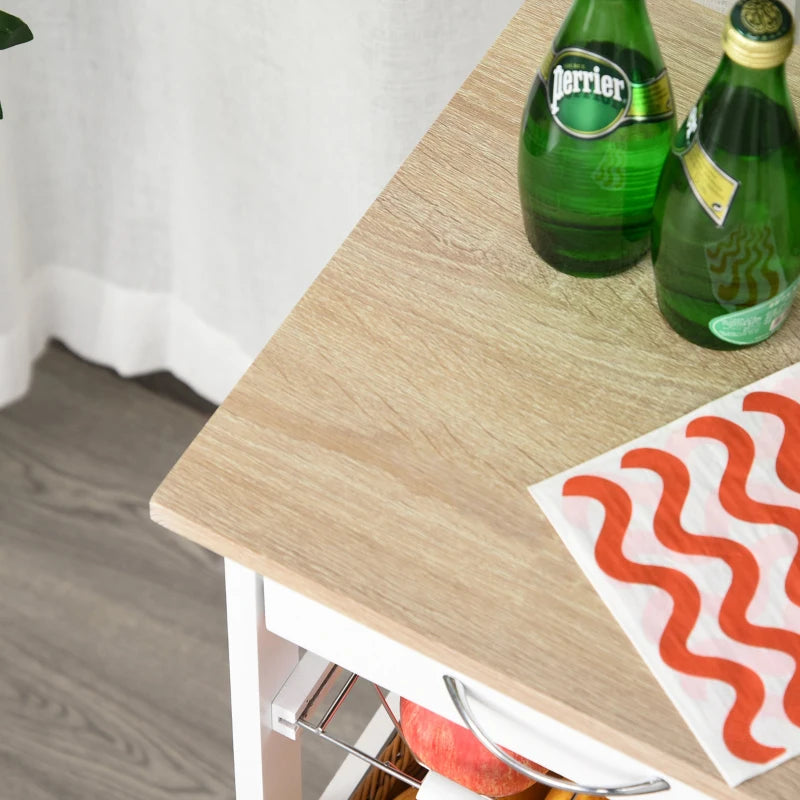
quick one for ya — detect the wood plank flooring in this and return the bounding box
[0,345,374,800]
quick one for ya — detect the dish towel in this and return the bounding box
[530,362,800,786]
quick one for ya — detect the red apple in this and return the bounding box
[399,698,545,796]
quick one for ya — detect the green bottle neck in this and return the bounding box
[697,53,799,157]
[571,0,648,10]
[561,0,650,38]
[555,0,664,79]
[713,54,791,105]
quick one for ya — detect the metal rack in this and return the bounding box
[271,654,424,791]
[271,654,670,798]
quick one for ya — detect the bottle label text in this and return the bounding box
[540,48,674,140]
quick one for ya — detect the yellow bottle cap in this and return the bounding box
[722,0,795,69]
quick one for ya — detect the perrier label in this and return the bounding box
[542,48,672,139]
[652,0,800,349]
[518,0,675,277]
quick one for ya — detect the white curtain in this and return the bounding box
[0,0,521,407]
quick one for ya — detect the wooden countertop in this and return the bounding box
[151,2,800,798]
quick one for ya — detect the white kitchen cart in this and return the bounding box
[151,2,800,799]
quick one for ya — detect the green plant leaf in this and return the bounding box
[0,10,33,50]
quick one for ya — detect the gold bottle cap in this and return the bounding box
[722,0,795,69]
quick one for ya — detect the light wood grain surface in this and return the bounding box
[151,2,800,799]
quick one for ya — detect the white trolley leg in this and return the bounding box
[225,558,302,800]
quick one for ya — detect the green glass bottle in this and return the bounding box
[518,0,675,277]
[652,0,800,349]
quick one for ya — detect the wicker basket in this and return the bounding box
[349,731,427,800]
[347,730,561,800]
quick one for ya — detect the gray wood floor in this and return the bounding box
[0,345,373,800]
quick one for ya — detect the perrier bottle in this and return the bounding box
[518,0,675,277]
[652,0,800,349]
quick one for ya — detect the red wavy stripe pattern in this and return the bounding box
[743,391,800,495]
[563,475,783,764]
[622,447,800,728]
[686,415,800,608]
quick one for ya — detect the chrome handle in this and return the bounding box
[443,676,671,797]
